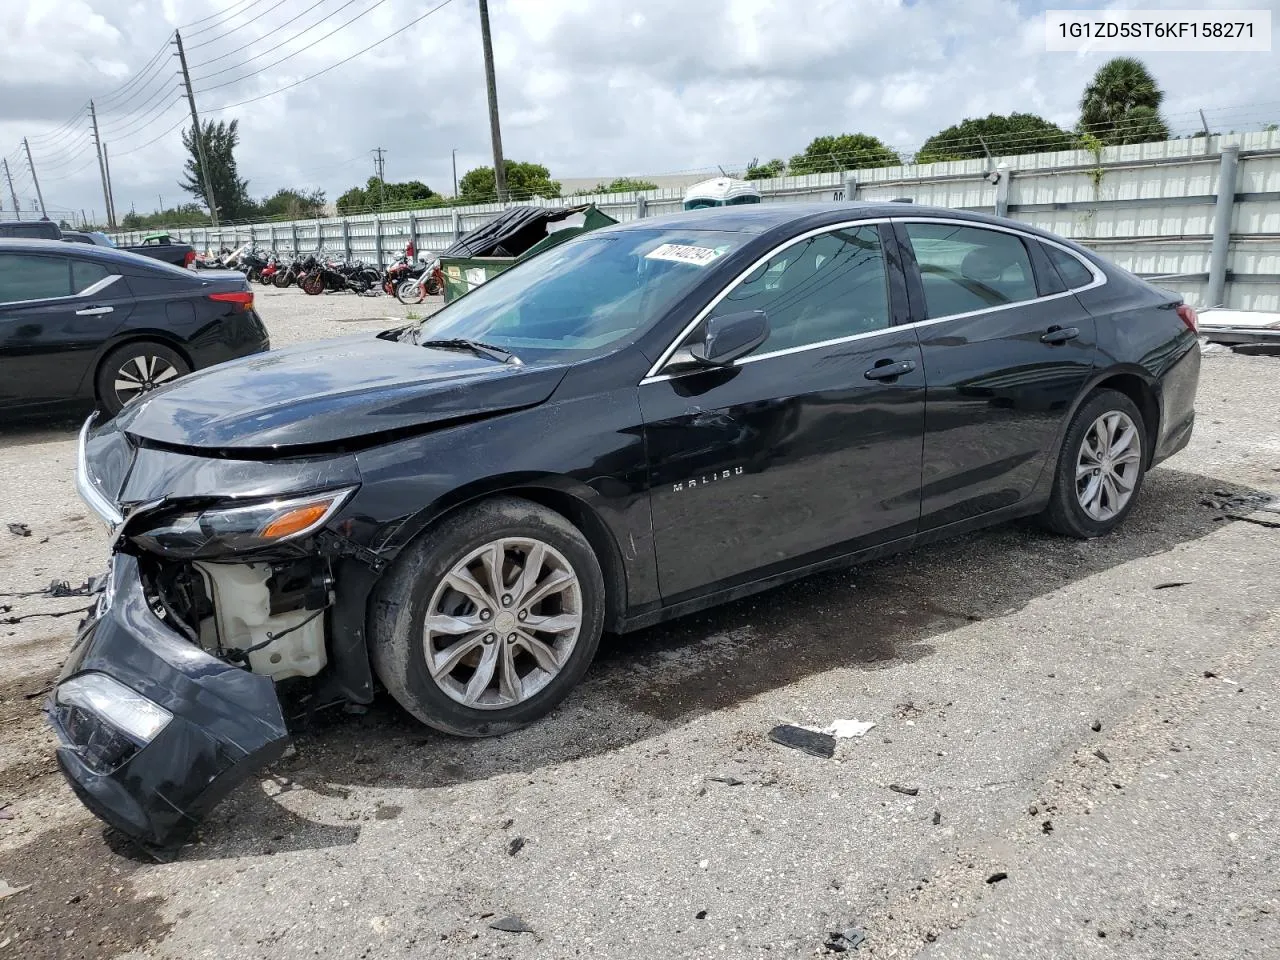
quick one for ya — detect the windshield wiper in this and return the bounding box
[420,337,519,364]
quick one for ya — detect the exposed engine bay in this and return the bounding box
[143,557,334,682]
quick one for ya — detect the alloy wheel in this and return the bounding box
[1075,410,1141,521]
[423,537,583,710]
[113,354,179,407]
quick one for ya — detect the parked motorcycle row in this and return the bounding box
[198,244,444,304]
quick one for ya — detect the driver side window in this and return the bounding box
[701,224,891,356]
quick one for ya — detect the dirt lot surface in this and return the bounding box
[1,296,1277,959]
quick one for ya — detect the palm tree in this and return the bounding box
[1078,57,1167,145]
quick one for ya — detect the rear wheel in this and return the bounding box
[95,341,190,416]
[273,270,291,288]
[370,497,606,737]
[300,272,324,295]
[1041,388,1146,538]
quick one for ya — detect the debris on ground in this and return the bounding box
[1090,720,1103,732]
[894,702,925,720]
[507,836,526,856]
[373,804,401,820]
[0,805,13,821]
[931,811,942,825]
[1093,749,1110,763]
[695,909,708,920]
[0,880,31,902]
[707,775,744,786]
[6,523,31,538]
[488,915,535,934]
[820,719,877,739]
[1153,581,1191,590]
[889,784,920,797]
[768,724,835,758]
[986,872,1009,885]
[823,926,867,952]
[1201,490,1280,526]
[1041,820,1054,834]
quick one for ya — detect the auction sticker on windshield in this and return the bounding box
[645,243,725,266]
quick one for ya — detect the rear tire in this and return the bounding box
[1040,389,1147,539]
[301,273,324,295]
[95,341,190,416]
[370,497,606,737]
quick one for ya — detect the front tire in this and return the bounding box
[370,497,606,737]
[1041,388,1147,538]
[95,341,190,416]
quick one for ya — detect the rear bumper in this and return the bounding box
[47,554,289,850]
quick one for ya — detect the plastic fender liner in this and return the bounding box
[48,554,290,850]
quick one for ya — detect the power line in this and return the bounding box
[194,0,397,94]
[96,40,172,106]
[204,0,458,110]
[192,0,361,77]
[183,0,261,38]
[179,0,259,29]
[99,95,185,144]
[187,0,295,51]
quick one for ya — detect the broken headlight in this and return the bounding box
[129,487,356,559]
[53,673,173,774]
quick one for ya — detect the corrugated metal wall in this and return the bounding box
[121,131,1280,311]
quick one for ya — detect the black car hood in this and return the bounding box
[115,335,569,451]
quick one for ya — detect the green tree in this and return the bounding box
[915,113,1075,163]
[121,203,212,230]
[591,177,658,192]
[180,119,252,219]
[459,161,561,202]
[254,187,326,220]
[744,158,786,180]
[788,134,899,174]
[1078,57,1168,145]
[335,177,436,214]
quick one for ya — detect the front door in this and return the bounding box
[0,253,127,412]
[896,220,1097,530]
[640,222,925,602]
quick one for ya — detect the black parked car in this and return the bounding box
[58,204,1199,847]
[0,239,269,417]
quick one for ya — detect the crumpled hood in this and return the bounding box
[115,335,568,451]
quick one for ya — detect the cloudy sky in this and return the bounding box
[2,0,1277,222]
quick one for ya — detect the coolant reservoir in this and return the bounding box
[194,561,327,681]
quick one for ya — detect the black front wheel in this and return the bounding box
[95,341,191,416]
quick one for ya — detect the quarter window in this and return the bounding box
[72,260,112,293]
[905,223,1037,318]
[0,255,73,303]
[703,225,890,354]
[1044,243,1095,290]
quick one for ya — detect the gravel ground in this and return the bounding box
[0,314,1277,959]
[248,284,443,346]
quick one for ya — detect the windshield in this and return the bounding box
[419,229,748,362]
[91,232,116,247]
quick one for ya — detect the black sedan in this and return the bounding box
[0,239,268,417]
[58,203,1199,847]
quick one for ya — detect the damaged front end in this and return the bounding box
[50,415,377,850]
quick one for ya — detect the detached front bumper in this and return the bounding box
[47,554,290,850]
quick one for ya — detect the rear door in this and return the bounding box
[640,221,925,601]
[0,253,130,411]
[895,219,1097,530]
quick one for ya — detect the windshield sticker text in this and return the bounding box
[645,243,724,267]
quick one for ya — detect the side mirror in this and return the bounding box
[688,310,769,367]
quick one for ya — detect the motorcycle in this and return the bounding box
[394,258,445,304]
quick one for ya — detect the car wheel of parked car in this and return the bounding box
[1041,388,1147,539]
[95,341,191,416]
[371,496,606,737]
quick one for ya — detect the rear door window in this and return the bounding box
[71,260,112,294]
[1044,243,1096,290]
[904,223,1038,318]
[0,254,72,303]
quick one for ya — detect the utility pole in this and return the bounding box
[372,147,387,206]
[174,29,219,226]
[89,100,114,230]
[2,158,20,220]
[103,143,117,228]
[452,148,458,198]
[478,0,506,202]
[21,138,47,219]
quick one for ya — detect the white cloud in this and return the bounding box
[1,0,1277,222]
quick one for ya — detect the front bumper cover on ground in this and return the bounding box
[47,554,290,850]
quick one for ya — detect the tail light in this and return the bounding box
[183,249,196,268]
[1176,304,1198,334]
[209,290,254,313]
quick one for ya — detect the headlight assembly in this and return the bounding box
[129,487,356,558]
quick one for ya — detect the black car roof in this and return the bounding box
[0,237,162,268]
[602,202,1088,250]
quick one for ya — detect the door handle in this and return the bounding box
[1040,325,1079,345]
[864,359,917,381]
[75,306,113,316]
